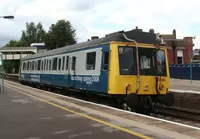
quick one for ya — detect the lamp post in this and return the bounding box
[0,15,14,94]
[189,36,196,84]
[0,15,14,19]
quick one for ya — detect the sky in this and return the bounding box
[0,0,200,48]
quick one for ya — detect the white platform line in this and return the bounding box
[169,89,200,94]
[4,80,200,131]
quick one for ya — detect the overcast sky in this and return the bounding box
[0,0,199,48]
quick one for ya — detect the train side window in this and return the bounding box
[72,56,76,70]
[103,52,109,70]
[52,57,57,70]
[66,56,69,70]
[49,59,52,70]
[58,58,61,71]
[32,61,34,70]
[62,56,65,70]
[35,61,37,71]
[46,59,49,70]
[44,59,46,71]
[86,52,96,70]
[41,61,43,71]
[23,62,25,70]
[26,62,28,71]
[38,60,41,71]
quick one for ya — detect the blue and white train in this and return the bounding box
[19,28,173,113]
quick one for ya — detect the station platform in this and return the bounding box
[0,80,200,139]
[170,78,200,93]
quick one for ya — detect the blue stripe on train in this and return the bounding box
[20,72,108,94]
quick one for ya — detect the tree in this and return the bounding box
[4,40,21,47]
[45,19,76,50]
[20,22,46,46]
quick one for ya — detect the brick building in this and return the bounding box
[157,29,194,64]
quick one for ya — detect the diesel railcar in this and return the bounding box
[19,29,173,113]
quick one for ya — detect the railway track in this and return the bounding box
[2,75,200,127]
[153,106,200,122]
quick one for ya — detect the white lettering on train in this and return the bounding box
[30,75,40,82]
[71,75,99,85]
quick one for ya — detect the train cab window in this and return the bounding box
[138,48,155,75]
[102,52,109,70]
[62,56,65,70]
[72,56,76,70]
[66,56,69,70]
[38,60,41,71]
[58,58,61,71]
[52,57,57,70]
[86,52,96,70]
[118,47,136,75]
[156,49,167,76]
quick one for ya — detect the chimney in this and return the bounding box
[173,29,176,39]
[133,26,142,32]
[149,29,154,34]
[91,36,99,40]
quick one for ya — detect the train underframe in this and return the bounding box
[114,93,174,115]
[20,80,174,115]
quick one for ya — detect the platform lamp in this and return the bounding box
[0,53,4,94]
[0,15,14,19]
[0,15,14,94]
[189,36,196,84]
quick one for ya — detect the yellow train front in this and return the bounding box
[107,31,173,114]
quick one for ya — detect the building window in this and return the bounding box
[52,57,57,70]
[86,52,96,70]
[72,56,76,70]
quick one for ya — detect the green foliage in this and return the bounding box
[20,22,46,46]
[4,60,20,73]
[4,40,21,47]
[3,19,77,73]
[45,19,77,50]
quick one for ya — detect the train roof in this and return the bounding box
[21,29,159,61]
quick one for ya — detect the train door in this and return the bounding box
[101,46,110,93]
[68,56,77,88]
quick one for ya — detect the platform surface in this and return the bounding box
[170,78,200,93]
[1,80,200,139]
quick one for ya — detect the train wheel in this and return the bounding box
[121,102,132,112]
[140,96,153,115]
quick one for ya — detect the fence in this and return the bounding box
[169,64,200,80]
